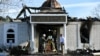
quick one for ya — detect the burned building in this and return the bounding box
[0,0,100,54]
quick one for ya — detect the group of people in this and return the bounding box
[41,34,64,53]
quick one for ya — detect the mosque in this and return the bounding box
[0,0,100,54]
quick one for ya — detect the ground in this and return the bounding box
[10,53,94,56]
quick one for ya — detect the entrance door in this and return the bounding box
[36,24,59,53]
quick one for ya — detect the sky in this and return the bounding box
[0,0,100,18]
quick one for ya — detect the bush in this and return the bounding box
[0,48,3,52]
[10,46,29,55]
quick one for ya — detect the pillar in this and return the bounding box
[76,24,79,49]
[30,23,34,53]
[63,24,67,53]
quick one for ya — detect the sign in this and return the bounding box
[30,14,67,24]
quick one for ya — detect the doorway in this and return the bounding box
[36,24,60,53]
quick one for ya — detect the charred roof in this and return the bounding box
[16,0,67,19]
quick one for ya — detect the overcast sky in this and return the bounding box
[0,0,100,18]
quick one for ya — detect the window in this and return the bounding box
[7,29,14,32]
[7,29,15,43]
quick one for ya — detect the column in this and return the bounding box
[63,24,67,53]
[76,24,79,49]
[30,23,34,53]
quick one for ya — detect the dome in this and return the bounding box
[41,0,61,8]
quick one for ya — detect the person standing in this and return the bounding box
[41,34,46,53]
[46,35,56,52]
[59,34,64,53]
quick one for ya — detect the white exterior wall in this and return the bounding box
[0,22,30,48]
[17,22,30,45]
[66,22,82,50]
[90,22,100,50]
[0,23,4,47]
[1,21,100,51]
[4,22,18,46]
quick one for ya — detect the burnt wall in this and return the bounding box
[80,20,93,43]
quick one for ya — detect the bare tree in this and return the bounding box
[0,0,24,17]
[0,0,35,18]
[93,4,100,18]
